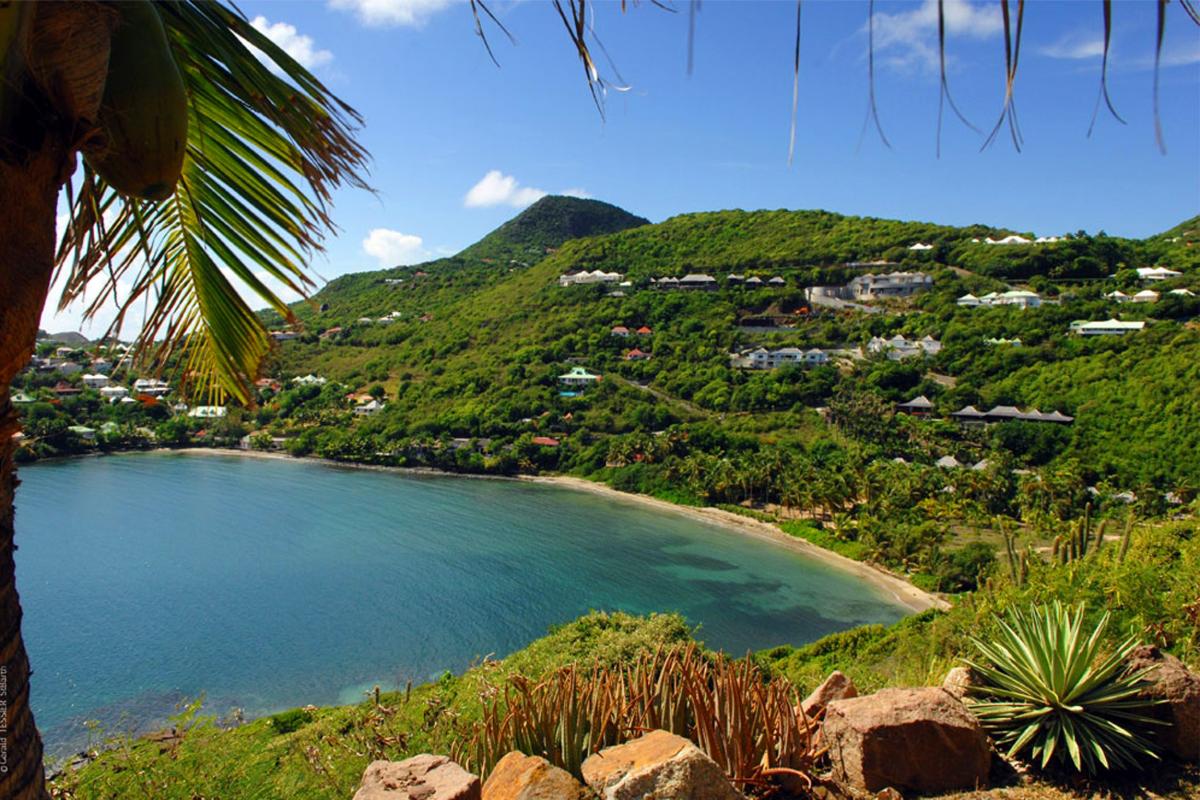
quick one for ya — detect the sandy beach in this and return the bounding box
[165,447,949,613]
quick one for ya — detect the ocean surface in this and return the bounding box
[14,452,909,755]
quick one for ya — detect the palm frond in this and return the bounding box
[53,0,369,404]
[1087,0,1126,137]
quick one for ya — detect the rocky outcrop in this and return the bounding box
[581,729,742,800]
[1127,645,1200,763]
[941,666,981,701]
[482,752,589,800]
[823,687,991,794]
[354,755,481,800]
[801,670,858,718]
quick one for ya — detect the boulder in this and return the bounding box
[482,752,589,800]
[1127,645,1200,763]
[823,687,991,794]
[801,670,858,718]
[354,755,481,800]
[581,729,742,800]
[941,666,981,701]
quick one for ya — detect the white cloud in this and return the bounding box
[464,170,548,208]
[363,228,430,267]
[559,187,592,199]
[249,16,333,70]
[328,0,456,28]
[871,0,1003,73]
[1040,35,1105,61]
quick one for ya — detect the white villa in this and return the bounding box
[133,378,171,396]
[188,406,228,419]
[679,274,719,290]
[292,374,328,386]
[354,399,385,416]
[1132,290,1160,304]
[1169,288,1195,297]
[908,242,934,251]
[1070,319,1146,336]
[1105,290,1130,303]
[100,386,130,401]
[82,373,110,388]
[960,290,1041,309]
[270,330,301,341]
[849,271,932,300]
[732,347,830,370]
[1137,267,1182,282]
[866,334,941,360]
[983,235,1032,245]
[559,366,601,387]
[559,270,623,287]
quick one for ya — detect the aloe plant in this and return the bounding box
[963,601,1162,775]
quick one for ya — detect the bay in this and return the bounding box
[14,452,909,755]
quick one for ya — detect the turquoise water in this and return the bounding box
[15,452,909,755]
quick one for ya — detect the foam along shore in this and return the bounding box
[170,447,948,613]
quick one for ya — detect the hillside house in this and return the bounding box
[532,436,560,447]
[624,349,651,361]
[188,406,228,419]
[866,334,941,360]
[950,404,1073,425]
[53,381,81,396]
[745,276,763,286]
[610,326,630,337]
[1070,319,1145,336]
[90,358,112,373]
[848,271,932,300]
[559,367,601,387]
[732,347,830,370]
[559,269,623,287]
[100,386,130,401]
[270,330,301,341]
[726,274,744,284]
[957,293,981,307]
[680,274,718,290]
[54,361,81,375]
[12,392,34,404]
[1132,290,1160,303]
[354,399,385,416]
[1169,288,1195,297]
[896,395,934,416]
[1137,267,1182,282]
[636,326,653,336]
[909,242,934,251]
[984,235,1032,245]
[293,374,328,385]
[68,425,96,441]
[134,378,171,396]
[768,276,786,286]
[991,290,1042,309]
[1105,290,1130,303]
[82,373,110,388]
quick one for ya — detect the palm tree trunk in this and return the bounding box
[0,144,74,800]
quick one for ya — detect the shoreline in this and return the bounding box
[163,447,948,613]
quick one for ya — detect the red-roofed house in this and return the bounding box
[532,436,560,447]
[610,326,630,337]
[636,326,653,335]
[625,349,651,361]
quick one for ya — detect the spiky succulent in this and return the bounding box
[964,601,1162,775]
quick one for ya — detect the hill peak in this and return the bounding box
[460,196,649,262]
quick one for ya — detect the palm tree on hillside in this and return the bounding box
[0,3,368,796]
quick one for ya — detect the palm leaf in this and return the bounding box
[53,0,369,404]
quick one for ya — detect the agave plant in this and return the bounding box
[453,644,817,793]
[963,601,1162,775]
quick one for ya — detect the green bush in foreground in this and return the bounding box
[964,601,1162,775]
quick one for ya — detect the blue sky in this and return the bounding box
[43,0,1200,332]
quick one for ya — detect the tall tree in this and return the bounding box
[0,3,368,796]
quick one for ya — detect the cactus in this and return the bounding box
[1118,515,1135,563]
[1094,519,1108,553]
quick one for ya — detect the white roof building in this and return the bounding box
[1132,290,1160,303]
[1070,319,1146,336]
[984,235,1032,245]
[292,374,328,385]
[188,406,228,419]
[82,373,110,388]
[908,242,934,251]
[100,386,130,400]
[957,293,981,307]
[1168,288,1195,297]
[1137,267,1182,281]
[1105,290,1130,303]
[354,399,385,416]
[559,270,623,287]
